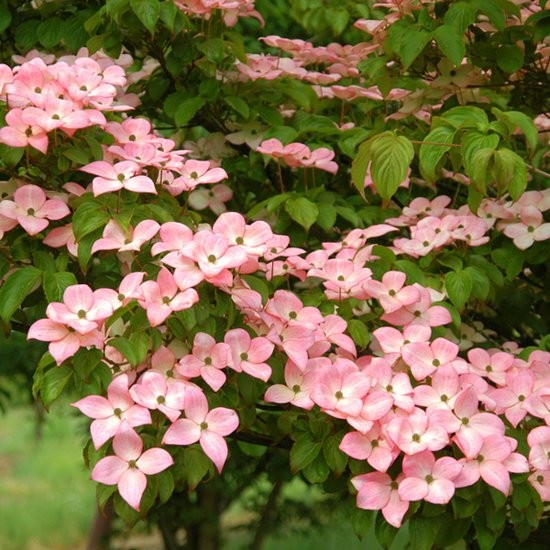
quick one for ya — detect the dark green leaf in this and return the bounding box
[183,447,212,489]
[39,365,73,407]
[37,17,64,49]
[290,435,322,472]
[0,5,12,34]
[224,96,250,119]
[400,29,431,69]
[174,97,205,126]
[496,44,524,73]
[0,143,24,168]
[130,0,160,34]
[43,271,78,303]
[347,319,370,348]
[72,200,110,241]
[0,267,42,323]
[409,516,439,550]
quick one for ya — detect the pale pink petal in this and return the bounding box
[137,448,174,475]
[91,456,128,485]
[200,430,229,473]
[118,468,147,510]
[163,418,201,445]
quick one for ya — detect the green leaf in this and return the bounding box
[303,454,330,483]
[262,125,298,144]
[198,38,225,63]
[323,435,347,476]
[43,271,78,303]
[370,132,415,201]
[0,267,42,323]
[158,470,175,504]
[174,97,205,127]
[285,197,319,231]
[409,516,440,550]
[183,447,212,489]
[400,29,432,69]
[316,203,337,232]
[0,143,24,168]
[130,0,160,34]
[492,148,527,199]
[0,5,12,34]
[443,106,489,129]
[496,44,524,73]
[73,348,104,380]
[37,17,64,49]
[444,1,478,32]
[473,0,512,31]
[464,266,490,300]
[39,365,73,407]
[159,1,178,32]
[469,147,496,194]
[351,139,372,198]
[347,319,370,348]
[419,125,457,182]
[492,109,538,153]
[434,24,465,65]
[290,435,322,472]
[325,8,349,35]
[15,19,40,49]
[351,507,376,540]
[72,200,110,241]
[224,96,250,119]
[435,516,471,548]
[445,269,473,310]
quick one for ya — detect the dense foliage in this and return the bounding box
[0,0,549,548]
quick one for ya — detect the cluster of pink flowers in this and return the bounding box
[174,0,263,27]
[256,138,338,174]
[0,55,131,154]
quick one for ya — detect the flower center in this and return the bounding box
[292,384,301,393]
[207,254,217,263]
[157,395,166,404]
[289,311,297,320]
[388,289,396,297]
[77,309,87,319]
[27,208,35,216]
[128,459,137,468]
[425,474,434,484]
[432,359,441,367]
[200,421,208,430]
[235,236,244,245]
[240,352,248,361]
[113,407,123,417]
[334,390,344,400]
[412,433,421,442]
[204,357,212,366]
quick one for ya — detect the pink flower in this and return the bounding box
[129,371,187,422]
[28,318,104,365]
[162,387,239,473]
[170,160,228,193]
[81,160,156,196]
[92,219,160,254]
[0,184,70,236]
[138,268,199,327]
[224,328,274,381]
[188,184,233,214]
[91,422,173,510]
[46,284,114,335]
[72,374,152,449]
[363,271,420,313]
[351,472,409,528]
[399,450,462,504]
[0,108,49,153]
[502,206,550,250]
[402,337,462,381]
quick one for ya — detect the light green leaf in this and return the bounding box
[469,148,495,194]
[492,109,538,153]
[224,96,250,119]
[400,29,432,69]
[0,143,24,168]
[37,17,63,49]
[351,139,372,198]
[462,130,500,175]
[419,125,457,182]
[443,106,489,129]
[493,148,528,199]
[445,270,473,310]
[370,132,415,201]
[444,1,478,32]
[285,197,319,231]
[0,267,42,324]
[130,0,160,34]
[434,24,465,65]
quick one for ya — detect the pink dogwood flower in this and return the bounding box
[91,422,173,510]
[81,160,156,196]
[72,374,152,449]
[224,328,274,381]
[0,184,70,236]
[162,386,239,472]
